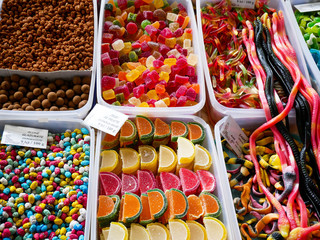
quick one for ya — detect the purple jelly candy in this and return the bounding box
[160,28,173,38]
[101,76,116,90]
[109,49,119,59]
[104,21,113,32]
[140,51,152,58]
[176,58,188,69]
[158,21,166,29]
[181,49,188,56]
[143,11,153,20]
[145,25,158,37]
[177,96,187,106]
[189,75,198,84]
[126,82,135,92]
[133,85,145,98]
[111,58,120,66]
[141,41,151,52]
[101,52,111,66]
[185,87,197,101]
[114,85,130,99]
[177,3,186,12]
[159,44,170,55]
[176,85,188,98]
[148,70,160,82]
[186,66,195,76]
[174,28,184,38]
[175,75,189,85]
[153,60,164,68]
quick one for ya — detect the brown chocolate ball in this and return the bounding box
[19,78,28,87]
[73,95,81,105]
[27,92,34,99]
[33,88,42,96]
[73,85,82,95]
[21,103,29,110]
[73,76,82,85]
[57,90,65,98]
[42,88,51,96]
[31,99,41,109]
[82,76,91,85]
[30,76,40,84]
[48,92,57,102]
[14,91,23,100]
[25,106,35,111]
[20,98,29,104]
[10,75,20,82]
[81,93,89,100]
[66,89,75,99]
[42,99,51,108]
[68,101,76,108]
[18,87,27,94]
[1,81,10,90]
[60,107,68,111]
[55,97,64,107]
[0,94,8,103]
[81,84,90,94]
[54,79,65,86]
[50,106,59,111]
[61,85,68,91]
[37,95,45,102]
[78,100,87,108]
[48,83,57,91]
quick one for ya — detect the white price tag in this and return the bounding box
[1,125,48,149]
[220,116,248,157]
[84,104,128,136]
[295,2,320,13]
[230,0,256,9]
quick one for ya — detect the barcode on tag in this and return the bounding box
[230,0,256,9]
[1,125,48,149]
[84,104,128,136]
[295,2,320,13]
[220,116,248,157]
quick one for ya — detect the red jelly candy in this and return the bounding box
[145,25,158,37]
[102,33,113,43]
[175,75,189,85]
[174,28,184,38]
[109,49,119,59]
[133,85,145,98]
[148,70,160,82]
[186,66,195,76]
[143,11,154,20]
[111,58,120,66]
[160,28,173,38]
[127,22,138,35]
[114,85,130,99]
[101,76,116,91]
[101,43,110,54]
[176,58,188,69]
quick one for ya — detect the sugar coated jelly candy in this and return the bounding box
[167,13,178,21]
[133,85,145,98]
[177,95,187,106]
[155,99,167,107]
[153,9,167,21]
[112,39,125,51]
[102,76,116,90]
[101,52,111,66]
[128,97,142,106]
[103,89,116,100]
[186,87,197,101]
[127,22,138,34]
[176,85,187,98]
[187,53,198,66]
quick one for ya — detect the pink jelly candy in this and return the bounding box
[133,85,145,98]
[177,96,187,106]
[114,85,130,99]
[175,75,189,85]
[101,53,111,66]
[153,59,164,68]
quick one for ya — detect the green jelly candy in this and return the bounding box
[113,20,122,27]
[112,101,121,106]
[127,13,137,22]
[116,93,125,103]
[129,51,138,62]
[105,3,114,11]
[141,20,151,30]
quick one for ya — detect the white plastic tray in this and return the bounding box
[0,117,95,240]
[214,116,299,239]
[284,0,320,94]
[91,115,236,240]
[0,0,98,119]
[96,0,205,116]
[196,0,311,122]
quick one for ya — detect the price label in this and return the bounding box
[230,0,256,9]
[295,2,320,13]
[1,125,48,149]
[220,116,248,157]
[84,104,128,136]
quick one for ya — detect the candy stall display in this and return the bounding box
[0,118,95,240]
[91,116,234,240]
[0,0,98,118]
[284,0,320,94]
[197,0,310,121]
[97,0,205,116]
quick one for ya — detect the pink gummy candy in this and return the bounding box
[114,85,130,99]
[175,75,189,85]
[177,95,187,106]
[101,76,116,90]
[133,85,145,98]
[153,59,164,68]
[186,87,197,101]
[101,52,111,66]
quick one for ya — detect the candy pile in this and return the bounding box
[0,75,90,111]
[101,0,199,107]
[201,1,276,108]
[96,117,227,240]
[0,128,91,239]
[295,10,320,70]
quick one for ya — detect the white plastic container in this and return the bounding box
[197,0,311,122]
[96,0,205,116]
[0,117,95,240]
[214,115,299,239]
[284,0,320,94]
[0,0,98,119]
[91,115,237,240]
